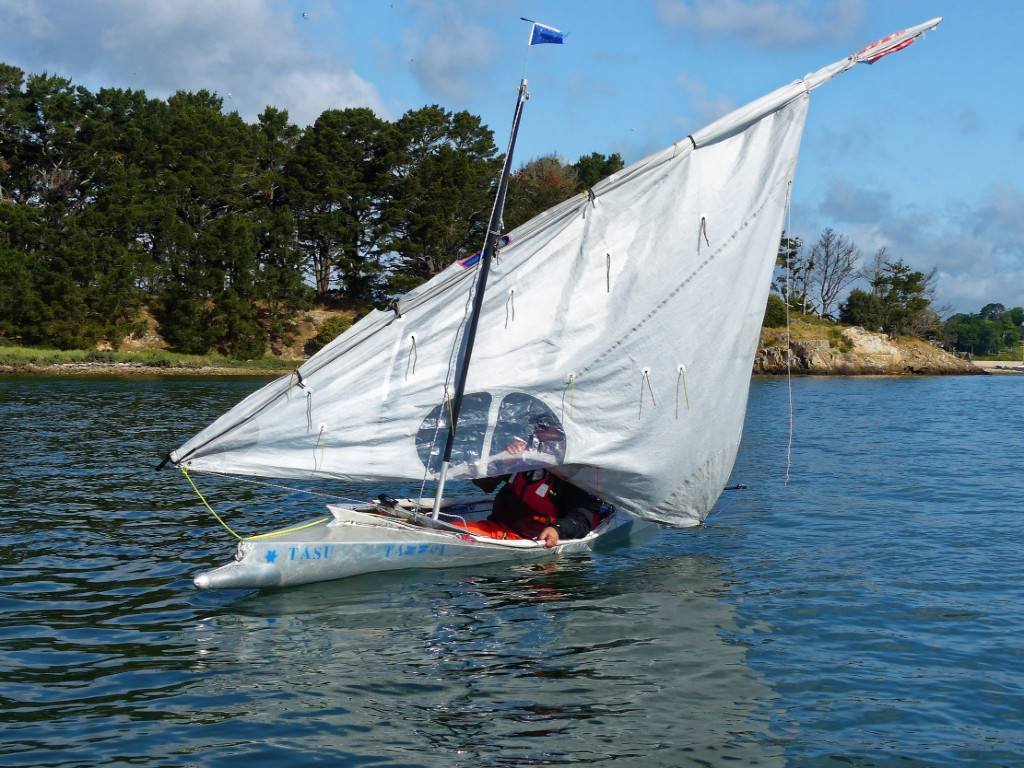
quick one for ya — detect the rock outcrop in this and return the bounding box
[754,325,982,375]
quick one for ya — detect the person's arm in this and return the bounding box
[539,505,594,547]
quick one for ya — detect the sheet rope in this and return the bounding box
[180,466,350,540]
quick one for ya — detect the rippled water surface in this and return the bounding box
[2,374,1023,766]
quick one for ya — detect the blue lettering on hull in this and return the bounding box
[288,545,335,561]
[383,543,447,558]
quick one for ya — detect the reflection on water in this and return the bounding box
[0,375,779,767]
[6,374,1024,766]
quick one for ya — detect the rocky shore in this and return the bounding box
[754,325,983,376]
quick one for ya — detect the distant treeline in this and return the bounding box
[766,228,1023,357]
[0,64,622,357]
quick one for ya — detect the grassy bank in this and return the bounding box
[0,346,300,374]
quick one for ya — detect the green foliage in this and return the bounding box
[304,314,355,355]
[573,151,624,190]
[945,305,1024,357]
[839,289,885,331]
[504,151,626,233]
[385,105,501,294]
[763,293,787,327]
[828,327,854,353]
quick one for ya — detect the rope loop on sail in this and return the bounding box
[505,289,515,328]
[675,364,690,417]
[406,335,418,378]
[639,368,657,418]
[698,216,710,253]
[561,372,577,419]
[315,425,326,471]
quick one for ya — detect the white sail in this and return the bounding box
[170,19,941,527]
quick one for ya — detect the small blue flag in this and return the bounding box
[529,22,564,45]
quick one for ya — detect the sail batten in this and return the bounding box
[170,22,941,526]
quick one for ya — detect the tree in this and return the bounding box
[385,106,501,295]
[871,259,935,337]
[503,155,579,231]
[772,232,807,312]
[807,227,860,320]
[763,293,787,327]
[839,289,885,331]
[573,151,624,190]
[287,107,393,302]
[979,302,1006,321]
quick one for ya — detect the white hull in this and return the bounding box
[193,497,643,590]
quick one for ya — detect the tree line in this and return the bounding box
[0,64,622,357]
[767,227,1023,357]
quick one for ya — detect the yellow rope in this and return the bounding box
[245,517,330,540]
[182,465,330,541]
[445,395,455,436]
[181,466,242,539]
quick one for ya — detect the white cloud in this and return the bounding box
[675,73,735,127]
[398,0,500,107]
[0,0,386,127]
[656,0,866,48]
[808,177,1024,313]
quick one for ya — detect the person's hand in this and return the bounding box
[505,437,528,455]
[538,526,559,548]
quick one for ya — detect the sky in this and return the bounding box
[1,0,1021,315]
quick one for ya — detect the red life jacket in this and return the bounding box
[491,470,561,535]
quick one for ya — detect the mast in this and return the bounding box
[431,78,529,517]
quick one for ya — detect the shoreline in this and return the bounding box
[0,361,288,376]
[2,359,1019,377]
[971,360,1024,374]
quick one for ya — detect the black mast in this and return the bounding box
[431,78,529,516]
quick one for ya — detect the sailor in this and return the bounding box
[475,468,597,547]
[470,412,599,546]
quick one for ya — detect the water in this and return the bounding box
[2,374,1022,767]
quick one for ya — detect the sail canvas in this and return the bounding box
[170,18,941,528]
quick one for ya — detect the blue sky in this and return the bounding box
[1,0,1020,315]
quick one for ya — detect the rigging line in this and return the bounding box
[785,181,794,487]
[197,469,366,506]
[702,487,745,526]
[181,466,242,540]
